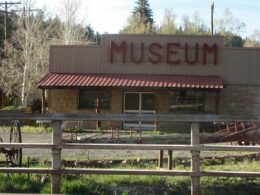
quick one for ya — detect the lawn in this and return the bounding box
[0,157,259,194]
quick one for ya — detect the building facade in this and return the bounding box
[38,34,260,132]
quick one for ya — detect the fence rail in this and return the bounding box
[1,143,260,152]
[0,112,260,122]
[0,113,260,195]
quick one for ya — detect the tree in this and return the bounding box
[84,25,101,44]
[58,0,87,44]
[0,0,99,106]
[244,30,260,47]
[180,12,209,35]
[132,0,153,25]
[0,11,17,56]
[223,32,244,47]
[214,8,245,47]
[121,0,155,33]
[44,16,63,42]
[0,0,51,105]
[159,8,177,34]
[215,8,246,35]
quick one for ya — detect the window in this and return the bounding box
[79,89,111,109]
[169,90,205,113]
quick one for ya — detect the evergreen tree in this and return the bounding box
[223,32,244,47]
[132,0,153,26]
[121,0,155,34]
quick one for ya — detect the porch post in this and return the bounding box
[41,89,46,113]
[96,92,101,130]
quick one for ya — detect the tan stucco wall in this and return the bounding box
[48,89,78,113]
[49,87,259,132]
[48,88,170,129]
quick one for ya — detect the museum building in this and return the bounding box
[38,34,260,131]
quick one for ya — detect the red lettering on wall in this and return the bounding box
[185,43,199,65]
[148,43,162,64]
[109,40,219,65]
[131,42,144,64]
[110,41,127,64]
[167,43,180,65]
[203,43,218,65]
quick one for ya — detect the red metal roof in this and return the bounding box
[38,73,223,89]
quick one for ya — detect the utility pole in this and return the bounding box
[0,1,21,52]
[211,2,214,36]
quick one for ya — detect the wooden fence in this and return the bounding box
[0,113,260,195]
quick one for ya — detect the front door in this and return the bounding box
[124,92,156,130]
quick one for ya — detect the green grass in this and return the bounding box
[0,174,49,193]
[1,105,28,112]
[0,125,52,134]
[0,158,260,194]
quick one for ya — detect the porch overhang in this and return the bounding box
[38,73,223,89]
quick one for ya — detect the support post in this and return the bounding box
[191,123,200,195]
[167,150,173,170]
[111,127,114,139]
[158,150,163,168]
[96,93,101,130]
[41,89,46,113]
[51,120,62,194]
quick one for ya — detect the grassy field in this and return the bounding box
[0,158,260,194]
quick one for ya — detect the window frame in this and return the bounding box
[169,90,205,114]
[78,89,111,109]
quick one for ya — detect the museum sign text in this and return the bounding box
[109,41,218,65]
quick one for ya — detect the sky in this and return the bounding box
[33,0,260,37]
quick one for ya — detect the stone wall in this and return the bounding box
[219,85,260,116]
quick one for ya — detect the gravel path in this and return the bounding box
[0,132,185,160]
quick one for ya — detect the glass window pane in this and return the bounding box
[79,89,111,109]
[79,90,96,108]
[100,90,111,109]
[125,93,139,110]
[169,90,205,113]
[141,94,155,110]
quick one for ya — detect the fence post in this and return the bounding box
[51,120,62,194]
[158,150,164,168]
[191,123,200,195]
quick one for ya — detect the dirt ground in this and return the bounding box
[0,132,253,161]
[0,132,180,160]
